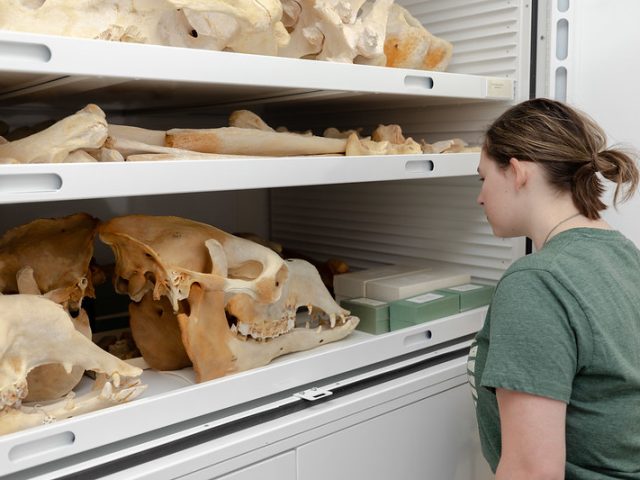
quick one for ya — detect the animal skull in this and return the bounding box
[224,258,358,371]
[99,215,288,310]
[100,215,358,382]
[0,0,289,56]
[0,294,144,435]
[0,213,100,402]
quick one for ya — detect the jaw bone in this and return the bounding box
[182,258,359,382]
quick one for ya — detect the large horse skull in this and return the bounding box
[0,294,144,435]
[100,215,358,382]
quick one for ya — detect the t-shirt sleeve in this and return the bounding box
[479,269,578,403]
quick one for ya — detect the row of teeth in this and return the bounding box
[230,310,350,341]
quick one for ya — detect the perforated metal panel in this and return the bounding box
[271,177,525,282]
[400,0,524,77]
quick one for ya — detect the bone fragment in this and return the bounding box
[384,4,452,71]
[323,127,362,139]
[372,124,406,144]
[421,138,480,154]
[345,132,421,155]
[0,104,108,164]
[165,127,347,156]
[228,110,275,132]
[64,150,99,163]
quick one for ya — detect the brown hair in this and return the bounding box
[484,98,639,219]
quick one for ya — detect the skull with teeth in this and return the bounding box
[0,213,100,402]
[227,258,354,340]
[0,294,145,435]
[99,215,359,382]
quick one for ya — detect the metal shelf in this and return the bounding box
[0,307,485,477]
[0,153,478,204]
[0,30,514,111]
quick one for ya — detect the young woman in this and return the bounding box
[468,98,640,479]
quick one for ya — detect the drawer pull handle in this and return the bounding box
[404,75,434,89]
[405,160,434,173]
[0,41,51,63]
[9,431,75,462]
[0,173,62,194]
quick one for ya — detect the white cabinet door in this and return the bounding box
[297,383,493,480]
[560,0,640,246]
[188,452,296,480]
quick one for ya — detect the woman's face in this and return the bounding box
[476,150,519,238]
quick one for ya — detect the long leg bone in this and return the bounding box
[165,127,347,156]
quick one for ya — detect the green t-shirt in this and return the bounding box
[468,228,640,479]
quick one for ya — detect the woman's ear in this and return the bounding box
[509,157,529,190]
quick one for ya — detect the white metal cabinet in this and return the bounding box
[297,383,491,480]
[0,1,532,477]
[199,453,296,480]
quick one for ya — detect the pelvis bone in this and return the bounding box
[100,215,358,382]
[0,294,144,435]
[0,213,100,402]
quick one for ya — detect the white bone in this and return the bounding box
[0,294,144,434]
[228,110,275,132]
[0,104,107,164]
[0,1,289,55]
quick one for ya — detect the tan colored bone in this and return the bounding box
[384,4,452,71]
[372,124,406,144]
[0,1,289,56]
[129,293,191,371]
[0,213,99,306]
[0,294,144,434]
[165,127,347,156]
[99,215,288,310]
[279,0,393,65]
[0,104,107,164]
[0,372,145,436]
[178,260,358,382]
[345,132,421,155]
[0,213,100,402]
[228,110,275,132]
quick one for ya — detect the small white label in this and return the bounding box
[350,297,386,306]
[486,78,512,98]
[450,284,483,292]
[407,293,444,304]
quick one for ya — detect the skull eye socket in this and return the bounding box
[116,277,129,293]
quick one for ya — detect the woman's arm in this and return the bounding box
[495,388,567,480]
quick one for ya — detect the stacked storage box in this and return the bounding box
[336,264,495,333]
